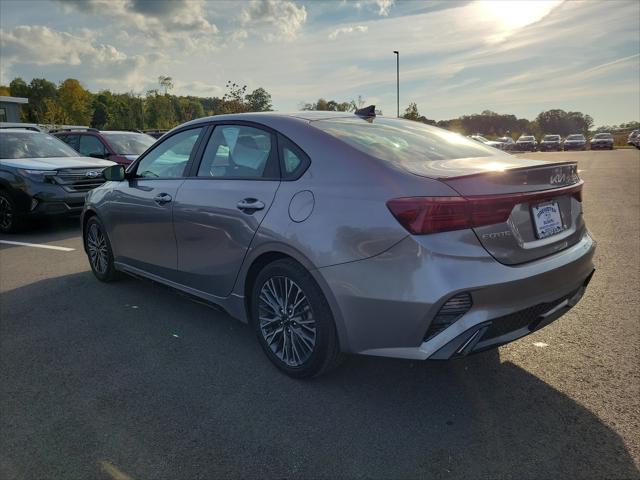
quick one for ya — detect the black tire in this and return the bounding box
[251,258,343,378]
[84,216,119,282]
[0,190,24,233]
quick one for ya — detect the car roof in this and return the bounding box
[0,128,41,133]
[180,111,360,128]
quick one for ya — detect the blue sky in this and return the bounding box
[1,0,638,126]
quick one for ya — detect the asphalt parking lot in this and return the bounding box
[1,149,639,480]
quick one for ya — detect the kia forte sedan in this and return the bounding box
[82,110,596,378]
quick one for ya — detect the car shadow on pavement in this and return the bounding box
[1,272,637,480]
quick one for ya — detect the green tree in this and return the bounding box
[145,90,176,129]
[245,87,272,112]
[158,76,174,95]
[402,102,421,121]
[57,79,92,125]
[28,78,58,123]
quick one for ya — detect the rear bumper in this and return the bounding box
[317,230,596,359]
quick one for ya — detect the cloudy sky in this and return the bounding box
[1,0,638,125]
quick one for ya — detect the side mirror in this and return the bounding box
[103,164,126,181]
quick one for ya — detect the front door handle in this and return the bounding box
[153,193,172,205]
[237,198,265,213]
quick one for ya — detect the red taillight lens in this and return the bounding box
[387,182,583,235]
[386,197,470,235]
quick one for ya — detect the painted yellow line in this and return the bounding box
[0,240,75,252]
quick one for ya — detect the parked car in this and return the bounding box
[144,129,168,139]
[495,136,516,151]
[0,129,115,232]
[563,134,587,151]
[539,134,562,152]
[627,130,639,149]
[516,135,537,151]
[82,111,595,378]
[52,128,156,165]
[468,135,503,149]
[590,132,614,150]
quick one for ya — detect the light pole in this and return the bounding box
[393,50,399,117]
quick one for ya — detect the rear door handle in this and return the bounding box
[153,193,172,205]
[237,198,265,213]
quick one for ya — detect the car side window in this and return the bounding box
[278,135,310,179]
[60,134,79,151]
[136,127,203,179]
[197,125,273,179]
[79,135,107,157]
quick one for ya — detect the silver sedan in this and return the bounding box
[82,110,596,377]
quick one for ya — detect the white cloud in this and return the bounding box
[55,0,217,47]
[239,0,307,41]
[328,25,368,40]
[0,25,161,91]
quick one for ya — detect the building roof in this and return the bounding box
[0,96,29,104]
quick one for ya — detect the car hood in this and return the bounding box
[122,154,139,162]
[0,156,116,170]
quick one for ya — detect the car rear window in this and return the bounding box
[0,131,78,159]
[593,133,613,139]
[312,117,500,163]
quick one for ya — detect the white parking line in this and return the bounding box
[0,240,75,252]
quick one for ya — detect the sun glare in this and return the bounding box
[477,0,561,30]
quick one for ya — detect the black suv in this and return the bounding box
[0,129,115,232]
[52,128,156,166]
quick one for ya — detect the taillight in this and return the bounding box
[387,182,583,235]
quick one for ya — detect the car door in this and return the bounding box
[105,127,205,279]
[172,123,281,297]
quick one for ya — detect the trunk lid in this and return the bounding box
[438,159,585,265]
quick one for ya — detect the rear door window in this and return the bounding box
[197,125,276,179]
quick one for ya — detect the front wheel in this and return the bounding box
[0,191,21,233]
[84,216,119,282]
[251,259,343,378]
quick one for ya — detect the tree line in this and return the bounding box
[0,77,272,130]
[1,76,635,138]
[402,103,600,138]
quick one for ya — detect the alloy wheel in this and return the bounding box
[258,276,317,367]
[87,223,109,274]
[0,195,13,231]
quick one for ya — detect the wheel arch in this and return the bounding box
[237,244,351,353]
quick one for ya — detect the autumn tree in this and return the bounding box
[57,79,92,125]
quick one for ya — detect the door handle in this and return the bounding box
[153,193,172,205]
[237,198,265,213]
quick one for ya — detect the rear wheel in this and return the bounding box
[0,191,20,233]
[251,259,343,378]
[84,216,119,282]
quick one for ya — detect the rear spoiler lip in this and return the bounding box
[432,160,578,181]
